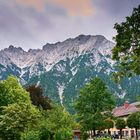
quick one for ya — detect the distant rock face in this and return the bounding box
[0,35,140,112]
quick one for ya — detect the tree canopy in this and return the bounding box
[112,5,140,79]
[0,76,41,139]
[0,103,40,139]
[127,112,140,138]
[24,105,77,140]
[75,77,115,136]
[26,85,52,110]
[0,76,77,139]
[45,105,77,133]
[115,118,126,139]
[0,76,30,108]
[104,118,114,131]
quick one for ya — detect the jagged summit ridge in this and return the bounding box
[1,34,109,52]
[0,35,114,69]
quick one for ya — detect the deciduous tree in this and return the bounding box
[116,118,126,139]
[112,5,140,80]
[26,85,52,110]
[104,118,114,135]
[75,77,115,137]
[35,105,77,140]
[0,76,41,139]
[127,112,140,139]
[0,103,40,139]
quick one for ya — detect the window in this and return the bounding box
[131,130,135,137]
[122,131,124,136]
[125,131,128,136]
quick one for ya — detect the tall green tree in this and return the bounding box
[0,76,41,139]
[104,118,114,135]
[115,118,126,139]
[127,112,140,139]
[112,5,140,79]
[75,77,115,136]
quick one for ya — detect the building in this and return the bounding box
[73,130,80,140]
[110,101,140,138]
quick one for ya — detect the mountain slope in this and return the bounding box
[0,35,140,112]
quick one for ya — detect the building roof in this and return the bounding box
[131,101,140,106]
[112,101,140,117]
[73,130,80,133]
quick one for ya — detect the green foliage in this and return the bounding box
[127,112,140,137]
[127,112,140,129]
[94,138,112,140]
[116,118,126,129]
[21,131,40,140]
[112,5,140,79]
[22,121,51,140]
[104,119,114,129]
[45,105,77,132]
[26,85,52,110]
[0,103,40,137]
[0,76,41,139]
[54,129,72,140]
[0,76,77,139]
[0,76,30,108]
[115,118,126,139]
[37,120,52,140]
[23,105,77,140]
[81,132,89,140]
[75,77,115,135]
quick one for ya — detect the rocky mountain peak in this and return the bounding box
[42,43,57,51]
[72,34,91,42]
[0,34,114,69]
[4,45,24,52]
[42,35,108,52]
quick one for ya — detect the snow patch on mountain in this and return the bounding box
[71,66,78,76]
[57,83,65,104]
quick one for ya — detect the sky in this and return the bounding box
[0,0,139,50]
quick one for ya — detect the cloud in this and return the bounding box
[15,0,45,12]
[51,0,94,16]
[15,0,94,16]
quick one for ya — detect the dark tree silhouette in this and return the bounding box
[26,85,52,110]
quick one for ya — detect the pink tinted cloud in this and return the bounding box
[15,0,94,16]
[15,0,45,12]
[51,0,94,16]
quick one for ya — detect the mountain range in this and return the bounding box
[0,35,140,112]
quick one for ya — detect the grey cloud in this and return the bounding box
[0,0,139,50]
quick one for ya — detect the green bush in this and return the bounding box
[22,129,51,140]
[39,131,51,140]
[21,131,39,140]
[81,132,89,140]
[94,137,112,140]
[54,129,72,140]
